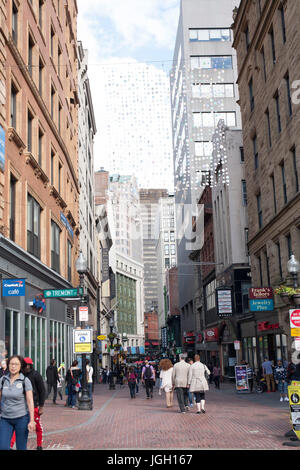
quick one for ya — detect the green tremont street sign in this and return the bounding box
[44,288,82,298]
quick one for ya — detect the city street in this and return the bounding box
[27,382,298,451]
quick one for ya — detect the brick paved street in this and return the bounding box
[26,382,300,451]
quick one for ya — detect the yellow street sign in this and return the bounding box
[74,344,92,353]
[288,382,300,441]
[97,335,107,340]
[291,328,300,337]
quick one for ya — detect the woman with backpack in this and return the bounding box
[65,360,81,409]
[0,355,36,450]
[127,367,138,398]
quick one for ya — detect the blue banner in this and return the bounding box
[0,125,5,172]
[249,299,274,312]
[2,279,26,297]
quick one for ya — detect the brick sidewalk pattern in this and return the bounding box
[26,382,300,450]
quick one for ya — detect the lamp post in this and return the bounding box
[75,251,92,410]
[108,315,116,390]
[287,254,300,289]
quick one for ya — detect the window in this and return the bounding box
[51,85,55,120]
[12,2,18,44]
[276,241,283,279]
[274,91,281,133]
[10,174,17,242]
[271,174,277,214]
[28,34,34,78]
[50,26,55,57]
[194,112,236,128]
[258,256,263,286]
[280,161,287,204]
[27,110,34,153]
[261,47,267,82]
[291,147,299,193]
[249,78,254,112]
[286,234,292,259]
[58,162,62,194]
[253,134,258,169]
[51,221,60,273]
[10,82,18,128]
[245,25,250,51]
[194,141,213,157]
[240,147,244,162]
[50,150,54,185]
[266,109,272,147]
[189,28,231,42]
[257,193,263,228]
[27,194,41,258]
[279,4,286,43]
[265,251,271,285]
[38,128,43,166]
[285,73,292,117]
[242,180,247,206]
[190,56,233,70]
[39,0,44,29]
[269,27,276,64]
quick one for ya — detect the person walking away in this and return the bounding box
[102,367,108,384]
[141,360,155,399]
[134,366,141,394]
[0,355,36,450]
[245,362,254,393]
[10,357,46,450]
[188,355,210,414]
[187,359,195,407]
[172,354,190,413]
[46,359,60,404]
[208,363,214,384]
[65,361,81,409]
[86,359,93,406]
[159,359,174,408]
[127,367,137,398]
[212,364,221,389]
[262,357,275,392]
[274,359,289,402]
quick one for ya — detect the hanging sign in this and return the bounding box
[2,279,26,297]
[288,382,300,441]
[73,329,93,354]
[79,306,88,322]
[216,288,233,317]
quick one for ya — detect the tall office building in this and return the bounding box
[170,0,241,345]
[139,188,168,313]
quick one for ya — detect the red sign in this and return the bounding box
[257,321,279,332]
[290,310,300,329]
[205,328,219,342]
[249,288,273,300]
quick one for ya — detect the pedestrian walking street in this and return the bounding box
[27,382,299,451]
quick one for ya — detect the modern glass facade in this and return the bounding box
[116,273,137,336]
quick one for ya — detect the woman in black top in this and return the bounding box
[66,361,81,409]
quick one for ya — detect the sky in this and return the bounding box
[77,0,181,192]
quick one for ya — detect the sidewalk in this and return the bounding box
[27,382,297,450]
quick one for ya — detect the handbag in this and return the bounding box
[71,369,80,391]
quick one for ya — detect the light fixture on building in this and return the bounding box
[287,254,300,289]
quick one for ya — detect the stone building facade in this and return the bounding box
[233,0,299,364]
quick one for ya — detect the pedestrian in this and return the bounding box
[262,357,276,392]
[102,367,108,384]
[159,359,174,408]
[86,359,93,405]
[172,354,190,414]
[212,364,221,389]
[46,359,60,404]
[0,355,36,450]
[0,359,7,378]
[127,367,137,398]
[245,361,254,393]
[10,357,46,450]
[65,360,81,409]
[187,354,210,414]
[274,359,289,402]
[208,362,214,384]
[141,360,155,399]
[57,374,63,401]
[187,358,195,407]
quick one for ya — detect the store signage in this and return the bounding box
[205,328,219,342]
[257,321,279,332]
[60,212,74,239]
[44,288,82,298]
[249,287,274,312]
[73,329,93,354]
[2,279,26,297]
[216,288,233,318]
[184,332,195,344]
[97,335,106,341]
[0,125,5,171]
[290,310,300,328]
[234,340,240,350]
[235,365,249,393]
[288,382,300,440]
[79,306,88,322]
[161,327,167,348]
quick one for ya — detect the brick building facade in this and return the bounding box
[232,0,299,365]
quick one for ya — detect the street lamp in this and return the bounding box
[75,251,92,410]
[287,254,300,289]
[108,315,116,390]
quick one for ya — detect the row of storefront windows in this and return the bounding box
[242,334,288,371]
[5,309,73,379]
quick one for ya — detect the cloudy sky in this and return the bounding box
[77,0,181,192]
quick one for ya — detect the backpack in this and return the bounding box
[144,366,152,379]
